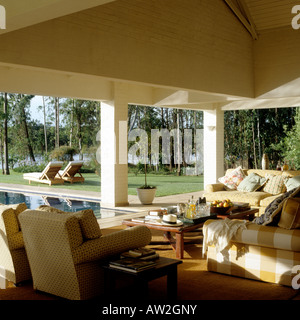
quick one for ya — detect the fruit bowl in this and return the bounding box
[210,206,233,215]
[210,200,234,215]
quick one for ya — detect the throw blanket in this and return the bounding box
[202,218,248,258]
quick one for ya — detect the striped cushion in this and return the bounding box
[263,174,288,195]
[278,198,300,229]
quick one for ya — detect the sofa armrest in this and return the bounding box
[205,183,225,193]
[72,226,152,265]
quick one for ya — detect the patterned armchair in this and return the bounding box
[19,207,152,300]
[0,203,31,287]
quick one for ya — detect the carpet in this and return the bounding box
[0,225,299,301]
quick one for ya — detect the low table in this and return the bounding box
[217,208,259,221]
[122,214,216,259]
[103,257,182,300]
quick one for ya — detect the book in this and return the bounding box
[131,217,146,223]
[148,210,163,216]
[121,251,159,260]
[140,253,159,261]
[145,215,161,220]
[128,247,156,257]
[109,257,156,273]
[233,202,250,207]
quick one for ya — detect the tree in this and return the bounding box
[3,93,9,174]
[10,94,36,163]
[272,107,300,169]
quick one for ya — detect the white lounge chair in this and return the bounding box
[23,161,64,186]
[58,161,84,184]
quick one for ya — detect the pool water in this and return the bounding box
[0,190,128,219]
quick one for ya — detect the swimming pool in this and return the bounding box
[0,189,130,219]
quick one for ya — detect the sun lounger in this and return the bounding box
[23,161,64,186]
[58,161,85,183]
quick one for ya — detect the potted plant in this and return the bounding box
[136,162,156,205]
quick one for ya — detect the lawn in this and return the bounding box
[0,171,204,197]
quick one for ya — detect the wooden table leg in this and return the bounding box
[163,231,184,259]
[175,233,184,259]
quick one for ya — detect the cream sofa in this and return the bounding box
[18,206,152,300]
[203,168,300,215]
[203,186,300,287]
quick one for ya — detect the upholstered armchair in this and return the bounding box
[19,207,152,300]
[0,203,31,287]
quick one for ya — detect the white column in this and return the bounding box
[101,83,129,207]
[203,107,224,188]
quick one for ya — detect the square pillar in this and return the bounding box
[100,83,129,207]
[203,107,224,188]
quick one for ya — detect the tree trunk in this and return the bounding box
[42,96,48,154]
[252,111,257,169]
[0,126,3,174]
[3,93,9,175]
[21,103,35,162]
[69,99,74,147]
[176,109,181,176]
[55,97,60,149]
[257,110,262,168]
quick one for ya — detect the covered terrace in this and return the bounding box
[0,0,300,208]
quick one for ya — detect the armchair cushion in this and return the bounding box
[37,205,102,239]
[73,209,102,240]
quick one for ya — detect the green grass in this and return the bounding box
[0,171,204,197]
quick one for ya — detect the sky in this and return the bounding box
[30,95,44,123]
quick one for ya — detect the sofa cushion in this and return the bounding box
[254,187,300,226]
[263,174,288,195]
[204,190,271,207]
[237,172,266,192]
[260,194,283,208]
[218,166,245,190]
[278,198,300,229]
[285,175,300,192]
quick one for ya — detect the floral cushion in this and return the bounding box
[218,166,245,190]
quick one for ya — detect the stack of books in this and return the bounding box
[109,257,156,273]
[131,209,166,224]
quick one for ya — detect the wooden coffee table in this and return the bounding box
[122,214,216,259]
[123,208,259,259]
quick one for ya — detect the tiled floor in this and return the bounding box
[0,182,205,228]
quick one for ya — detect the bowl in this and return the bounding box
[210,206,233,215]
